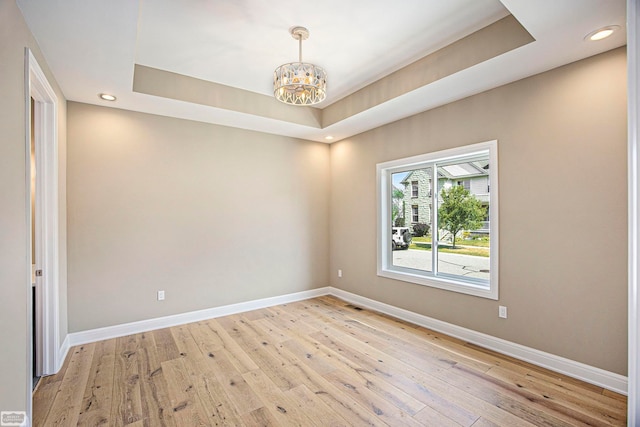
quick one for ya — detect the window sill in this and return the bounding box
[378,267,497,300]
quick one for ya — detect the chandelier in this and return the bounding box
[273,26,327,106]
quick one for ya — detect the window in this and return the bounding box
[411,181,419,198]
[377,140,498,299]
[457,179,471,191]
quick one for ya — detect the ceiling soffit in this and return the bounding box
[132,14,532,133]
[323,15,533,127]
[15,0,627,143]
[133,65,323,128]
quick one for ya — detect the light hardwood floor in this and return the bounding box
[33,296,627,426]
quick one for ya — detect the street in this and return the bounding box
[392,248,489,280]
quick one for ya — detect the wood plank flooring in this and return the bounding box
[33,296,627,426]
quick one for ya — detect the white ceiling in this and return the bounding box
[17,0,626,143]
[135,0,509,102]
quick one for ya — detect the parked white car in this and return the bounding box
[392,227,412,250]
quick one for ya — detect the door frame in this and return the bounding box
[629,0,640,423]
[25,48,60,388]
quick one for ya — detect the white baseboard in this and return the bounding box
[63,285,627,395]
[56,334,70,373]
[67,287,331,347]
[328,287,628,395]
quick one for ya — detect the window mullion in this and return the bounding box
[386,171,394,269]
[431,163,438,276]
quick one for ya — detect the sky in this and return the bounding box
[392,172,407,189]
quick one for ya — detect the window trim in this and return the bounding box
[377,140,499,300]
[411,205,419,223]
[411,181,419,198]
[457,179,471,191]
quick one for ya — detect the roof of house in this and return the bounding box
[399,161,488,184]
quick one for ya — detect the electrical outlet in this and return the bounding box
[498,305,507,318]
[338,269,342,278]
[157,290,165,301]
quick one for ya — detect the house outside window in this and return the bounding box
[377,140,498,299]
[402,171,432,230]
[457,179,471,190]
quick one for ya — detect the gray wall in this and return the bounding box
[66,103,330,332]
[0,0,68,413]
[329,47,628,375]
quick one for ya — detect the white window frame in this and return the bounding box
[411,181,419,198]
[377,140,499,299]
[411,205,419,223]
[457,179,471,191]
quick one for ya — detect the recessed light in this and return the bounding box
[99,93,116,101]
[585,25,619,41]
[325,135,334,140]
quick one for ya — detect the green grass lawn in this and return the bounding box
[412,236,489,247]
[410,236,490,257]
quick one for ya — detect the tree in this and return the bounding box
[438,185,485,248]
[391,187,404,225]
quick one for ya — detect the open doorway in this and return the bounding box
[26,48,61,415]
[30,96,41,390]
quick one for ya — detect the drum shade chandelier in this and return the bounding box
[273,26,327,106]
